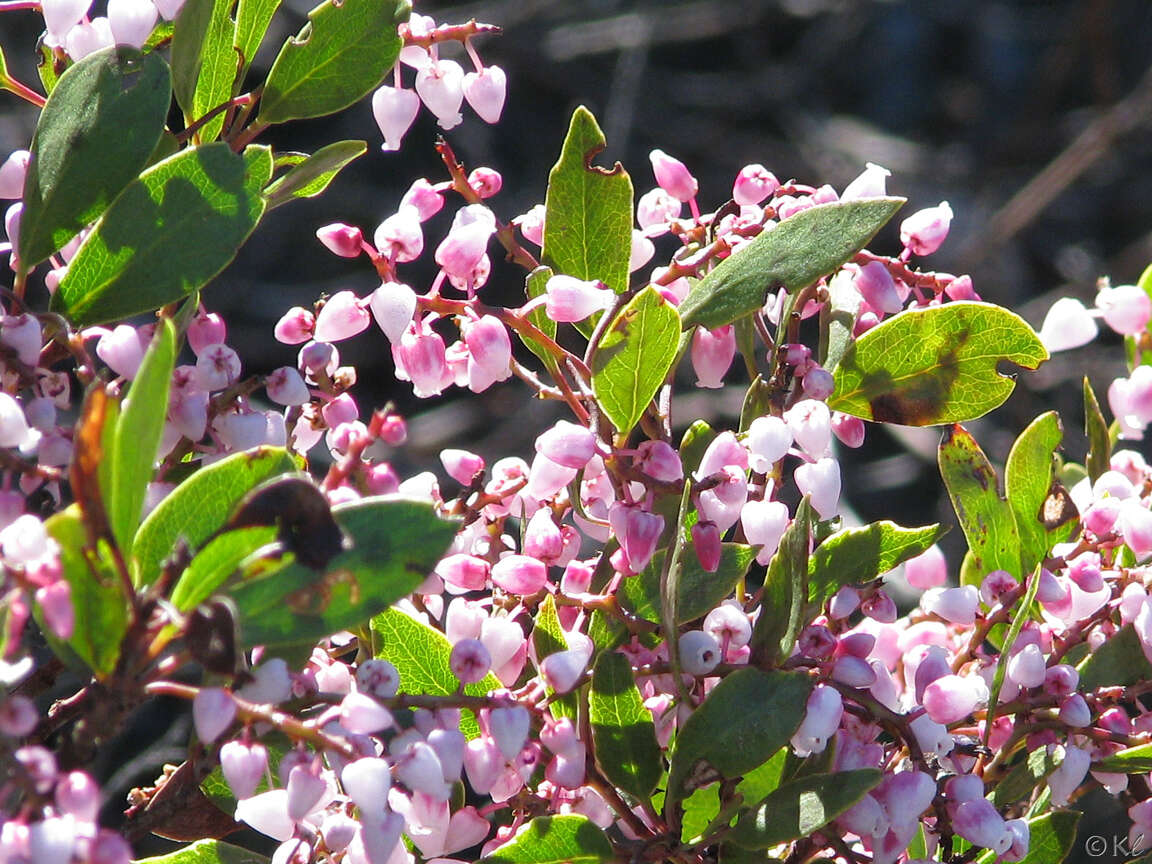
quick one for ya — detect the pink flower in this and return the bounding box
[1097,283,1152,336]
[450,638,492,684]
[374,206,423,262]
[608,502,663,573]
[535,420,596,469]
[313,291,369,342]
[192,688,236,743]
[922,674,982,724]
[1038,297,1098,352]
[544,275,614,322]
[733,164,779,206]
[649,149,698,202]
[107,0,157,49]
[265,367,309,406]
[416,59,465,130]
[463,65,507,123]
[900,202,953,256]
[491,554,547,595]
[435,205,496,282]
[841,162,890,200]
[96,325,147,379]
[274,307,315,344]
[462,315,512,392]
[0,151,29,199]
[853,261,903,316]
[636,187,682,230]
[691,325,735,388]
[372,85,420,152]
[794,457,840,519]
[904,545,947,589]
[401,178,445,221]
[220,740,268,800]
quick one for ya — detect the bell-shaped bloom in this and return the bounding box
[951,798,1010,855]
[1047,744,1090,806]
[900,202,953,256]
[636,187,682,230]
[679,630,722,676]
[691,325,735,388]
[922,673,982,724]
[463,65,506,123]
[195,343,241,391]
[374,206,423,263]
[740,499,789,565]
[791,684,843,756]
[339,691,393,734]
[649,149,697,202]
[193,688,236,744]
[449,638,492,684]
[733,164,779,206]
[491,554,547,595]
[1097,283,1152,336]
[369,281,418,343]
[372,85,420,152]
[265,367,309,406]
[462,314,512,392]
[905,545,947,589]
[785,399,832,457]
[704,603,752,648]
[517,204,546,245]
[107,0,157,48]
[1038,297,1098,352]
[401,178,444,221]
[42,0,91,45]
[274,307,314,344]
[841,162,890,200]
[96,325,147,379]
[416,58,465,129]
[544,274,614,322]
[355,658,399,699]
[540,649,588,693]
[535,420,596,470]
[853,261,903,315]
[795,457,840,519]
[608,502,663,573]
[220,741,268,801]
[313,291,369,342]
[922,584,979,625]
[691,520,721,572]
[745,416,791,472]
[635,439,682,482]
[435,204,496,282]
[0,151,30,200]
[488,705,530,761]
[395,320,451,398]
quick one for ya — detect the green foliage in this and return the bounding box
[234,0,281,75]
[479,815,614,864]
[588,650,662,799]
[229,498,456,649]
[258,0,408,124]
[973,811,1080,864]
[729,770,882,849]
[678,198,904,330]
[264,140,366,208]
[133,839,270,863]
[1093,742,1152,773]
[171,0,237,142]
[1083,376,1111,483]
[1078,623,1152,688]
[807,520,946,605]
[44,507,129,678]
[51,143,272,325]
[591,286,681,436]
[372,608,502,739]
[830,302,1048,426]
[1004,412,1076,573]
[133,446,298,586]
[750,498,812,665]
[18,47,171,267]
[666,668,811,809]
[542,107,634,297]
[106,319,176,556]
[170,525,277,611]
[991,749,1060,808]
[619,543,756,624]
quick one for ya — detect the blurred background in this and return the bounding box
[4,0,1152,858]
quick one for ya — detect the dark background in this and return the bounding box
[4,1,1152,860]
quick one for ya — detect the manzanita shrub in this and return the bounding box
[4,2,1152,864]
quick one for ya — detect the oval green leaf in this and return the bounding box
[105,318,176,556]
[51,143,272,326]
[591,285,680,435]
[749,499,812,666]
[1077,622,1152,689]
[372,607,502,739]
[258,0,406,124]
[229,497,457,648]
[589,650,662,799]
[678,198,905,331]
[829,301,1048,426]
[938,424,1020,579]
[264,139,366,208]
[234,0,280,76]
[133,445,298,586]
[479,815,614,864]
[134,838,270,863]
[729,769,882,849]
[620,542,756,624]
[170,525,277,612]
[542,106,634,297]
[1005,411,1076,573]
[171,0,238,143]
[807,520,947,606]
[18,46,171,267]
[667,668,811,807]
[45,507,130,678]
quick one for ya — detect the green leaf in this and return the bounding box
[170,525,277,611]
[1078,623,1152,689]
[984,563,1041,744]
[666,668,811,807]
[106,319,176,556]
[749,499,812,666]
[133,838,270,863]
[735,748,788,805]
[730,769,882,849]
[532,594,577,720]
[133,446,297,586]
[1084,376,1111,483]
[234,0,281,74]
[588,608,628,654]
[480,815,614,864]
[589,650,662,799]
[541,106,634,296]
[372,607,502,739]
[172,0,237,142]
[264,140,366,208]
[522,266,561,374]
[938,424,1019,577]
[45,507,129,678]
[230,498,456,649]
[18,47,171,267]
[591,286,680,435]
[819,269,859,373]
[678,198,904,331]
[1004,412,1072,573]
[619,543,756,624]
[974,811,1079,864]
[35,43,64,96]
[680,784,722,844]
[51,143,272,326]
[829,301,1048,425]
[807,520,946,606]
[1092,741,1152,773]
[259,0,406,124]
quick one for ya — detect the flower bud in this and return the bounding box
[922,584,979,625]
[853,261,902,315]
[608,502,663,573]
[1097,283,1152,336]
[791,684,842,756]
[842,162,890,200]
[491,554,547,595]
[1058,693,1091,728]
[733,164,779,206]
[55,771,100,822]
[1038,297,1098,352]
[1006,643,1045,689]
[463,65,507,124]
[374,206,423,262]
[0,314,41,367]
[649,149,698,202]
[635,439,683,482]
[691,521,721,572]
[315,223,363,258]
[541,649,588,693]
[544,275,614,322]
[339,691,393,734]
[468,167,503,198]
[952,798,1010,854]
[679,630,722,676]
[401,178,444,221]
[35,580,73,639]
[96,325,147,379]
[274,307,315,344]
[900,202,953,256]
[535,420,596,469]
[922,674,982,724]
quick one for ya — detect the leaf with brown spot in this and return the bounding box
[829,302,1048,426]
